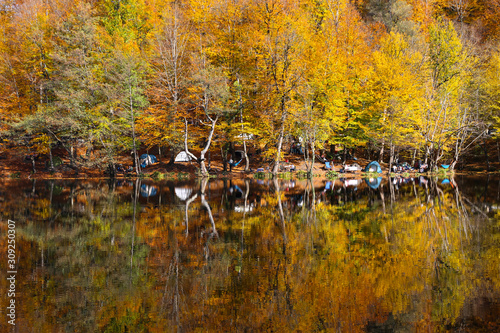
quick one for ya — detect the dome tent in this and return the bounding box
[140,154,157,168]
[364,161,382,173]
[175,151,193,162]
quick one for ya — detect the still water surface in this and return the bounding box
[1,176,500,332]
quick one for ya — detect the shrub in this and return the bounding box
[325,170,338,180]
[296,170,308,179]
[10,172,21,179]
[149,171,164,180]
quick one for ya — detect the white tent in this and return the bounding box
[235,133,254,140]
[175,187,193,201]
[175,151,193,162]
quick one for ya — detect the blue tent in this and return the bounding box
[140,154,157,168]
[365,177,382,189]
[364,161,382,173]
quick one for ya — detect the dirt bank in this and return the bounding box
[0,147,495,180]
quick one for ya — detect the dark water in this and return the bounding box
[1,176,500,332]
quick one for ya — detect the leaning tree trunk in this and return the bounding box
[183,117,218,177]
[450,160,458,171]
[199,117,218,177]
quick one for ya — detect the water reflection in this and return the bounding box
[0,176,500,332]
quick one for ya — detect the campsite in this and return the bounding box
[0,139,494,180]
[3,1,500,331]
[0,142,466,180]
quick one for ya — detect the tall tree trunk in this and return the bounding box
[272,119,286,175]
[379,140,385,163]
[169,149,175,165]
[388,143,395,174]
[497,140,500,163]
[424,145,431,165]
[130,86,140,175]
[308,141,316,176]
[411,148,417,167]
[243,140,250,172]
[31,155,36,173]
[49,147,54,171]
[483,139,490,171]
[221,144,228,172]
[69,145,75,167]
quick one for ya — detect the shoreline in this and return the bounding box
[1,151,496,181]
[0,169,495,181]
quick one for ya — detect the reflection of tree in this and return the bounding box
[1,181,151,332]
[1,178,500,331]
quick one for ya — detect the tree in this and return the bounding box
[250,0,305,175]
[139,0,191,163]
[369,31,424,171]
[102,50,149,175]
[322,1,373,161]
[183,58,230,177]
[420,20,469,169]
[98,0,151,175]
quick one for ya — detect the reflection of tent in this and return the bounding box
[441,179,450,185]
[140,184,158,197]
[364,161,382,173]
[229,185,243,198]
[325,181,332,191]
[140,154,157,168]
[365,177,382,189]
[175,187,193,201]
[235,204,254,213]
[344,179,360,187]
[175,151,193,162]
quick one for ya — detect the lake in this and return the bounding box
[1,176,500,332]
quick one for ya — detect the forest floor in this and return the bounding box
[0,146,498,180]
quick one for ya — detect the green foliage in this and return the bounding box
[254,172,272,179]
[9,171,20,178]
[325,170,338,179]
[429,20,465,89]
[149,171,164,180]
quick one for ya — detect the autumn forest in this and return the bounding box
[1,0,500,176]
